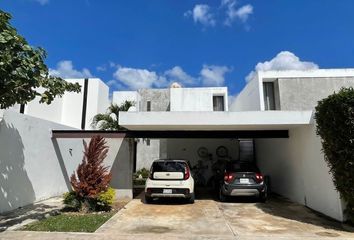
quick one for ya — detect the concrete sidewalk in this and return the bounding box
[0,197,63,232]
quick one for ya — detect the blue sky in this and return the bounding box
[1,0,354,96]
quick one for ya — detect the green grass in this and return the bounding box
[21,212,115,232]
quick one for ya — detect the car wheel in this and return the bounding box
[145,195,153,204]
[188,193,195,204]
[219,188,227,202]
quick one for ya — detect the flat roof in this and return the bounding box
[119,111,313,131]
[259,68,354,79]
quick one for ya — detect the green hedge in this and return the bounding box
[315,87,354,223]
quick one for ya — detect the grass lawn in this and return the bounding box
[21,212,115,232]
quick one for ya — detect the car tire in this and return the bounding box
[188,193,195,204]
[145,195,153,204]
[219,188,227,202]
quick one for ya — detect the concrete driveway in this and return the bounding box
[1,195,354,240]
[96,194,354,239]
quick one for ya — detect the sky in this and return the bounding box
[1,0,354,98]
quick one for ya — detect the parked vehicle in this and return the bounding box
[145,159,195,203]
[219,161,267,202]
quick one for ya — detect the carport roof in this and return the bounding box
[119,111,313,131]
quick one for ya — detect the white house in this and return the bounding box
[4,78,109,130]
[118,68,354,222]
[1,68,354,222]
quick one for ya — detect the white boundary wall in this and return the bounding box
[0,110,132,213]
[255,124,344,221]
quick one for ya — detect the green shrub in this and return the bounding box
[134,168,149,179]
[315,87,354,224]
[133,178,146,186]
[63,187,115,212]
[97,187,116,207]
[63,191,81,210]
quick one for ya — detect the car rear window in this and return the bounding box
[151,161,186,173]
[226,162,259,172]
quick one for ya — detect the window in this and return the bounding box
[151,161,187,173]
[146,101,151,111]
[263,82,275,110]
[213,96,225,111]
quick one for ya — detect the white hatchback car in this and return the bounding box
[145,159,195,203]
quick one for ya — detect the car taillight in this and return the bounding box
[184,166,190,180]
[255,173,263,183]
[224,172,233,183]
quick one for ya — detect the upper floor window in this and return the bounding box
[147,101,151,111]
[213,96,225,111]
[263,82,276,110]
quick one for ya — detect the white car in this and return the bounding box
[145,159,195,203]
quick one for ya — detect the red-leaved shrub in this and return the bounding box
[70,136,112,198]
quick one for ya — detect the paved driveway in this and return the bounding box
[1,195,354,240]
[96,195,354,239]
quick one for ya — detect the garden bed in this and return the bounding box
[20,200,128,233]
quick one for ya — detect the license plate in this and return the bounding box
[240,178,250,184]
[163,189,172,194]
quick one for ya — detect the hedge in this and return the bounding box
[315,87,354,223]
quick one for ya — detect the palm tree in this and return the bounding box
[91,100,135,130]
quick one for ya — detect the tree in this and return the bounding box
[315,87,354,223]
[91,101,135,130]
[0,10,81,109]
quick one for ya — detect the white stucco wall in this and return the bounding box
[25,95,64,123]
[165,139,239,182]
[230,74,262,111]
[120,111,313,131]
[136,139,161,170]
[60,79,85,129]
[170,87,228,111]
[0,110,132,213]
[255,124,344,221]
[84,79,110,129]
[6,78,110,130]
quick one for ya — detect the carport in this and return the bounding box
[52,110,344,222]
[118,110,344,222]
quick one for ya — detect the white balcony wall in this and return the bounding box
[170,87,228,111]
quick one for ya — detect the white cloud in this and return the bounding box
[49,60,93,78]
[185,4,216,27]
[223,0,253,26]
[246,51,319,82]
[34,0,49,5]
[164,66,196,85]
[234,4,253,22]
[110,64,231,90]
[96,65,107,72]
[185,1,254,28]
[106,79,126,90]
[229,51,319,111]
[113,67,163,90]
[200,65,231,86]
